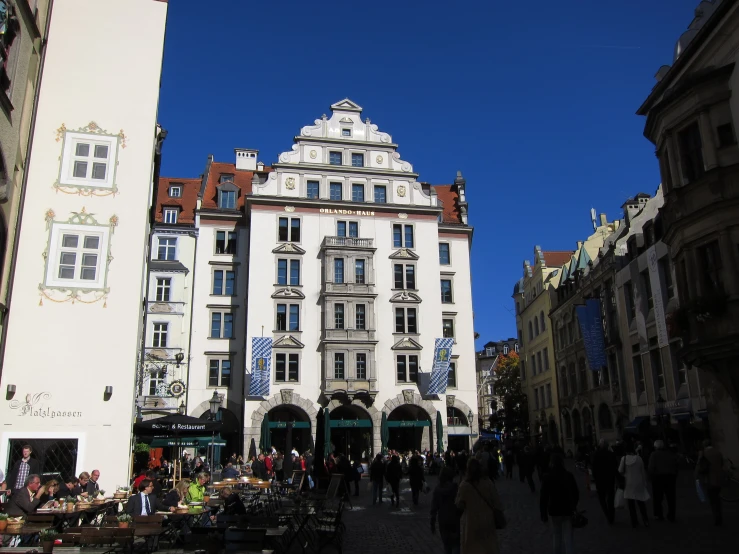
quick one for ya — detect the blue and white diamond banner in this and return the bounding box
[248,337,273,397]
[427,338,454,395]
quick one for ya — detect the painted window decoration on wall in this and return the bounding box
[54,121,127,196]
[40,207,118,306]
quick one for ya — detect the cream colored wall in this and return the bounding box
[0,0,167,487]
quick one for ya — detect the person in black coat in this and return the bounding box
[5,445,42,492]
[540,453,579,554]
[385,456,402,507]
[251,454,267,480]
[408,454,426,506]
[592,439,618,524]
[126,480,175,515]
[221,487,247,515]
[369,454,386,505]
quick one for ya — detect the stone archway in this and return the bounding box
[326,399,379,460]
[383,391,438,453]
[245,391,318,456]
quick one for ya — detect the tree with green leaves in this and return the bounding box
[491,353,529,437]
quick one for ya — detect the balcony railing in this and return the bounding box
[322,236,374,249]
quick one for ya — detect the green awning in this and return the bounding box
[269,421,311,429]
[330,420,372,428]
[150,436,226,447]
[387,420,430,428]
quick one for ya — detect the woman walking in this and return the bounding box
[540,453,579,554]
[430,466,461,554]
[456,458,504,554]
[619,443,650,528]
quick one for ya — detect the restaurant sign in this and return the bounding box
[9,392,83,418]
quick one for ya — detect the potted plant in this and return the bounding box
[65,497,76,512]
[92,490,106,504]
[117,514,133,528]
[40,529,58,553]
[0,513,8,532]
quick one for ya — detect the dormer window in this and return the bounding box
[341,128,352,137]
[514,343,519,353]
[163,207,178,224]
[169,185,182,198]
[220,174,234,184]
[503,344,509,355]
[216,180,239,210]
[485,346,494,356]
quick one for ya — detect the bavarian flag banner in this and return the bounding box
[249,337,273,397]
[427,338,454,395]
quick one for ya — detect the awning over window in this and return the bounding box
[150,436,226,448]
[624,416,649,431]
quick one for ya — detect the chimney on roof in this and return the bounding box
[235,148,259,171]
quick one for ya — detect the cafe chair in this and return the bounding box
[224,528,267,553]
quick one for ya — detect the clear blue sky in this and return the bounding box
[158,0,698,348]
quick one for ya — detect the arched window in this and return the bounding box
[503,344,509,355]
[528,321,534,341]
[540,311,546,331]
[569,363,577,394]
[534,318,540,337]
[572,409,582,438]
[563,411,572,438]
[598,403,613,430]
[579,358,588,392]
[560,367,568,397]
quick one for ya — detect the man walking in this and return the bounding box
[592,439,618,524]
[648,440,678,522]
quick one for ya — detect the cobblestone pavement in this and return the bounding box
[343,467,739,554]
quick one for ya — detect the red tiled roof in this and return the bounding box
[200,162,273,212]
[433,184,463,224]
[542,251,574,268]
[156,177,200,224]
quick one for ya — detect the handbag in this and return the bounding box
[614,488,625,509]
[571,510,588,529]
[470,483,506,529]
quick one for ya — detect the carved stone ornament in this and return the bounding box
[150,303,173,313]
[376,155,383,164]
[402,389,415,404]
[284,206,295,213]
[309,150,317,159]
[398,213,408,219]
[285,177,296,190]
[446,395,456,407]
[397,185,406,198]
[281,389,294,405]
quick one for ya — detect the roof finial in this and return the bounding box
[454,170,466,186]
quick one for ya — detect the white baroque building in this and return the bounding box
[0,0,168,487]
[138,99,478,460]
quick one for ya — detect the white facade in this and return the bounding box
[244,99,478,456]
[0,0,168,488]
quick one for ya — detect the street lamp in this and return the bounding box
[468,410,474,427]
[175,352,185,367]
[209,390,221,421]
[178,401,186,415]
[208,391,221,472]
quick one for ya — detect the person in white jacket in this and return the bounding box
[619,442,650,528]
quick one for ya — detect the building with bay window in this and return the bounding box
[636,0,739,462]
[139,99,478,460]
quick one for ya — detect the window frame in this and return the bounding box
[275,352,300,383]
[442,318,455,339]
[439,243,451,265]
[208,358,232,388]
[168,185,182,198]
[58,131,119,190]
[210,310,234,339]
[329,151,343,166]
[351,184,365,202]
[152,322,169,348]
[355,303,366,330]
[393,263,416,290]
[355,353,367,380]
[373,185,387,203]
[163,207,178,225]
[354,259,366,284]
[329,182,343,201]
[215,230,238,255]
[278,216,301,243]
[351,152,364,168]
[212,269,236,296]
[396,354,420,383]
[440,278,454,304]
[155,277,171,302]
[276,258,300,286]
[276,303,300,332]
[45,222,111,290]
[394,306,418,334]
[156,236,177,261]
[392,223,415,249]
[334,352,345,379]
[306,180,320,199]
[334,303,345,330]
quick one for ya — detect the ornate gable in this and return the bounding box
[389,248,419,260]
[391,337,423,350]
[330,98,362,113]
[389,291,422,303]
[272,243,306,255]
[272,287,305,299]
[272,335,304,349]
